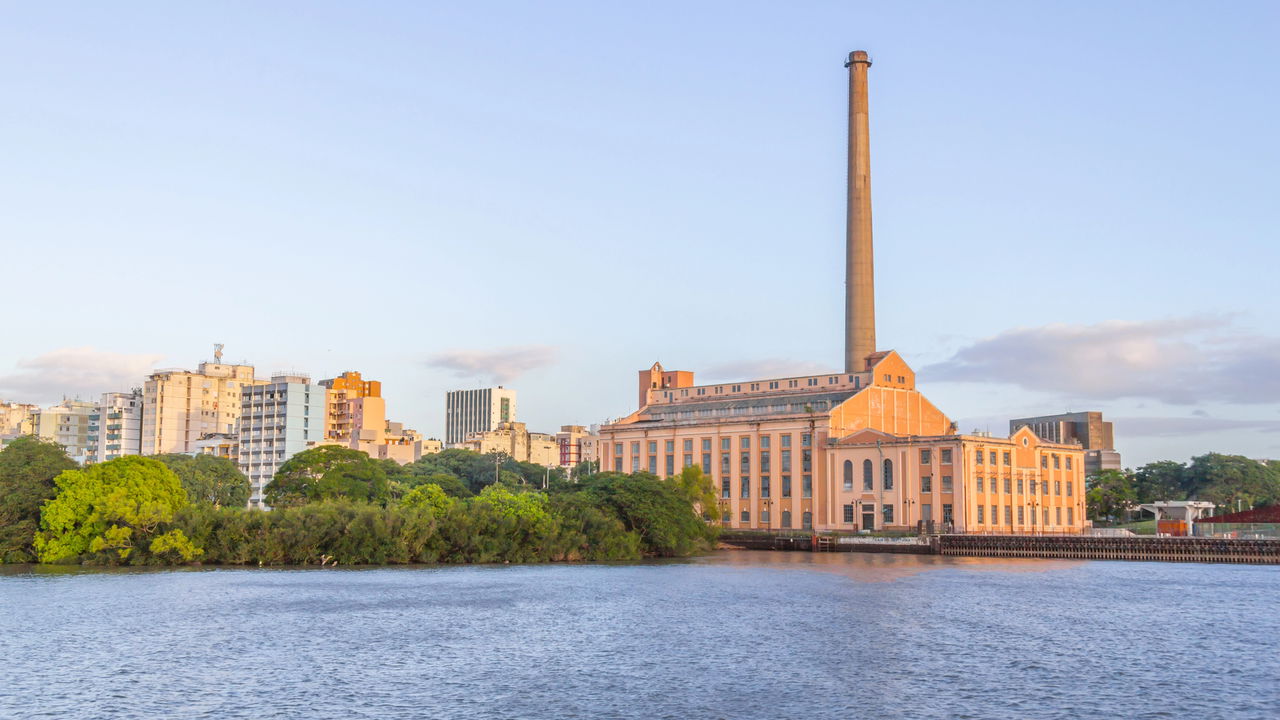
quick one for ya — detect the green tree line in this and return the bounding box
[0,438,717,566]
[1087,453,1280,523]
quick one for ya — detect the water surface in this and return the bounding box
[1,552,1275,719]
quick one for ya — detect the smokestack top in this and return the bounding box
[846,50,872,67]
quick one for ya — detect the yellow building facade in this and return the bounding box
[599,352,1088,535]
[142,360,265,455]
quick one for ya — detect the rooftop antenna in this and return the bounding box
[213,343,224,363]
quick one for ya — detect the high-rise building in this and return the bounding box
[1009,412,1121,476]
[27,399,97,463]
[318,371,433,464]
[141,348,265,455]
[445,387,516,446]
[239,374,326,509]
[88,390,143,463]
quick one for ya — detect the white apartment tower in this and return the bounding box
[238,374,326,509]
[445,387,516,447]
[27,399,97,463]
[89,390,143,463]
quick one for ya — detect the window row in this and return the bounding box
[720,475,813,499]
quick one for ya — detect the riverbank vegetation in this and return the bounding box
[1087,453,1280,523]
[0,439,717,566]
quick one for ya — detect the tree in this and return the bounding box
[1185,453,1280,512]
[1131,460,1187,504]
[153,453,251,508]
[581,472,716,556]
[400,482,456,516]
[34,456,197,564]
[0,437,78,562]
[1086,469,1136,524]
[673,465,719,522]
[405,471,471,498]
[264,446,392,508]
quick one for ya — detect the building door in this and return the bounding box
[861,508,875,530]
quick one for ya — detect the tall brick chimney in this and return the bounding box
[844,50,876,373]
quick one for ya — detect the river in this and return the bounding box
[1,551,1276,719]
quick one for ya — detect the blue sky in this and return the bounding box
[2,1,1277,466]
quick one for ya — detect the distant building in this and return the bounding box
[27,399,97,463]
[555,425,598,469]
[1138,501,1216,537]
[1009,411,1121,476]
[459,421,558,466]
[193,433,238,460]
[445,387,516,447]
[239,374,327,508]
[89,390,143,463]
[0,401,38,439]
[319,371,432,465]
[142,348,266,455]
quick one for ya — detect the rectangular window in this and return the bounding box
[780,449,791,471]
[992,505,998,523]
[740,477,750,499]
[801,433,811,447]
[722,510,731,523]
[701,453,711,473]
[740,510,750,523]
[920,449,931,464]
[664,455,674,475]
[614,443,623,456]
[977,505,985,524]
[975,477,983,493]
[648,457,656,474]
[802,450,812,473]
[682,439,692,452]
[1053,455,1060,469]
[740,452,750,474]
[760,435,770,449]
[1004,477,1012,494]
[721,478,730,499]
[843,504,854,523]
[989,451,997,465]
[1003,451,1011,466]
[1017,478,1024,494]
[631,442,640,456]
[922,503,932,522]
[631,457,640,472]
[1054,480,1061,496]
[721,437,730,451]
[882,504,894,524]
[781,510,792,528]
[682,454,692,469]
[721,455,730,475]
[665,440,674,453]
[802,475,813,498]
[1017,506,1025,524]
[760,451,770,473]
[1041,456,1048,469]
[1055,507,1061,525]
[1066,457,1073,470]
[761,476,770,498]
[1066,481,1073,497]
[1005,505,1012,524]
[702,438,711,452]
[942,504,953,525]
[976,450,984,465]
[782,476,792,498]
[1067,507,1074,525]
[740,436,750,449]
[941,449,952,464]
[941,475,953,492]
[921,475,933,492]
[781,434,791,448]
[1043,508,1050,526]
[648,441,657,454]
[614,456,623,471]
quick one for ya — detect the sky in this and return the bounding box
[2,1,1278,466]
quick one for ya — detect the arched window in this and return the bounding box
[883,459,894,490]
[862,459,873,491]
[843,460,854,490]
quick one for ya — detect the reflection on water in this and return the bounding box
[700,549,1086,581]
[1,552,1276,719]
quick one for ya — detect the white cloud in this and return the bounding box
[923,317,1280,405]
[424,345,559,385]
[0,347,164,403]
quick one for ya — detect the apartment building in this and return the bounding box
[88,390,143,463]
[238,374,326,509]
[142,352,264,455]
[27,399,97,463]
[445,387,516,446]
